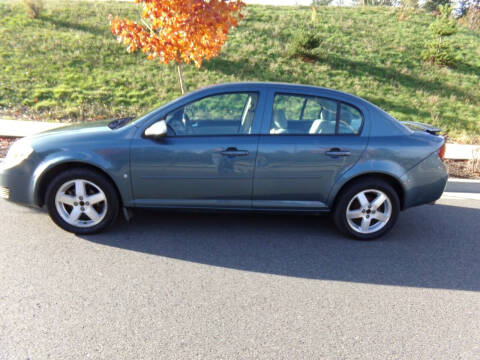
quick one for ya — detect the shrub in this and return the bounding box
[22,0,43,19]
[288,28,321,58]
[422,4,459,66]
[421,38,458,66]
[429,4,457,36]
[428,16,457,35]
[423,0,451,12]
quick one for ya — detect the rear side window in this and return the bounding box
[269,93,363,135]
[338,103,363,135]
[270,94,337,135]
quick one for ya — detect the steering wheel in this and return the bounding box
[339,120,357,134]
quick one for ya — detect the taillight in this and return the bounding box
[438,142,446,161]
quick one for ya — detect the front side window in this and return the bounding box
[165,92,258,136]
[270,94,337,135]
[269,93,363,135]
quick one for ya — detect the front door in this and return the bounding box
[253,92,368,209]
[131,92,261,208]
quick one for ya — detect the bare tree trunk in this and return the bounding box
[177,63,186,94]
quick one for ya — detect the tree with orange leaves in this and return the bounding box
[110,0,245,94]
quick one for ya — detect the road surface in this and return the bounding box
[1,197,479,359]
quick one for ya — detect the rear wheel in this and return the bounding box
[333,178,400,240]
[45,169,120,234]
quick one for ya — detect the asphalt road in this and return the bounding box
[1,197,480,359]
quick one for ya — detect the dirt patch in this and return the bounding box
[445,159,480,179]
[0,137,18,158]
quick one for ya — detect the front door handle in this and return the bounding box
[325,148,351,157]
[220,147,249,157]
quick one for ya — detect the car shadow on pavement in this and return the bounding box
[81,203,480,292]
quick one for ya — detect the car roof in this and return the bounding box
[197,82,371,107]
[201,81,340,93]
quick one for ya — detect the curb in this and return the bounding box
[444,178,480,194]
[441,178,480,201]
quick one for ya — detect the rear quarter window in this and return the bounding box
[338,103,363,135]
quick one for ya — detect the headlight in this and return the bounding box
[1,140,34,169]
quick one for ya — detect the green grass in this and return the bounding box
[0,1,479,141]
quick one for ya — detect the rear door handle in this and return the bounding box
[325,148,351,157]
[220,147,249,157]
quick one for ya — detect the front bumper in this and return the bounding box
[0,184,10,200]
[0,158,37,206]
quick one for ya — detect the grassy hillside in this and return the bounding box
[0,1,479,141]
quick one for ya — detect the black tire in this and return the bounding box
[333,177,400,240]
[45,168,120,234]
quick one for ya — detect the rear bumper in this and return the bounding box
[401,151,448,209]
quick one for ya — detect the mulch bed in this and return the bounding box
[0,136,18,158]
[444,159,480,179]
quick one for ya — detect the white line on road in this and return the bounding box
[442,192,480,201]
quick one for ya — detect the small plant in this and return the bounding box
[288,27,321,59]
[429,4,457,36]
[421,38,457,66]
[428,18,457,36]
[472,148,480,173]
[422,4,460,66]
[466,6,480,31]
[398,0,418,21]
[22,0,43,19]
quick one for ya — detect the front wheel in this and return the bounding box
[333,178,400,240]
[45,169,120,234]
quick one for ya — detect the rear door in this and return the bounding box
[253,90,368,209]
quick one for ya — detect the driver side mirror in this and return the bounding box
[144,119,167,138]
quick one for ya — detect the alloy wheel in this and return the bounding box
[346,189,392,234]
[55,179,108,228]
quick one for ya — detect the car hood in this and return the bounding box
[33,120,112,138]
[23,120,135,153]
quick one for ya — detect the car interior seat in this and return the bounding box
[239,95,257,134]
[309,109,336,134]
[270,110,288,134]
